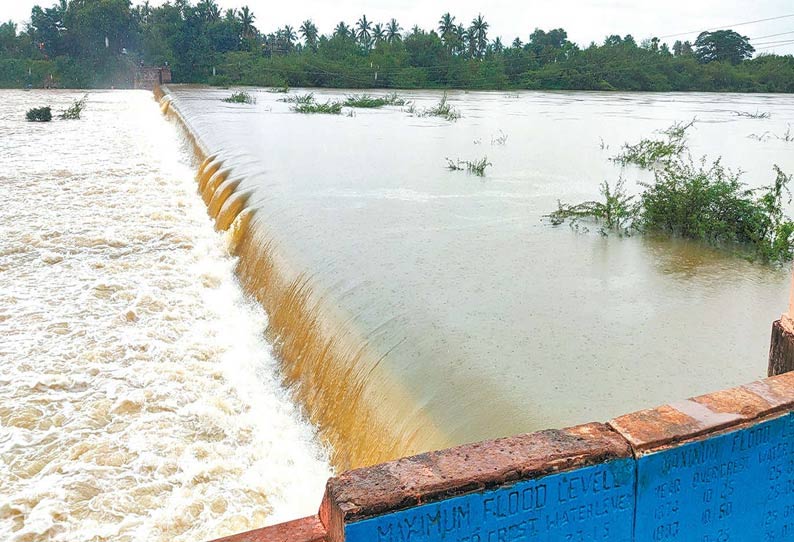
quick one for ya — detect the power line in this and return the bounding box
[658,13,794,40]
[748,30,794,40]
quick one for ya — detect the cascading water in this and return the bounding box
[0,90,331,542]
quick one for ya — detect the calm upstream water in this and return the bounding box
[168,87,794,467]
[0,90,331,541]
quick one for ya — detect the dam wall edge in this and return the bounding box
[213,359,794,541]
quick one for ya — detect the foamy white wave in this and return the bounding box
[0,90,332,542]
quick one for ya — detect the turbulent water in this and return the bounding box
[167,87,794,469]
[0,90,331,542]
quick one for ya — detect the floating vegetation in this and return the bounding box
[611,119,695,169]
[60,95,87,120]
[293,100,343,114]
[547,179,636,235]
[491,130,508,146]
[26,106,52,122]
[421,92,461,121]
[222,91,256,104]
[735,110,771,119]
[599,137,609,150]
[267,84,290,93]
[779,124,793,142]
[280,93,315,104]
[446,156,492,177]
[748,132,772,142]
[344,93,407,108]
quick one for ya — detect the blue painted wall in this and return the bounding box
[343,413,794,541]
[636,413,794,542]
[345,459,636,542]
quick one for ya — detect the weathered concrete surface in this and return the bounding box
[320,423,631,542]
[769,318,794,376]
[209,515,326,542]
[609,372,794,452]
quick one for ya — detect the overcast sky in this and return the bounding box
[3,0,794,55]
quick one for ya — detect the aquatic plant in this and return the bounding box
[292,100,343,114]
[547,179,636,235]
[778,124,793,142]
[267,84,290,93]
[222,91,256,104]
[25,106,52,122]
[611,119,695,169]
[735,110,771,119]
[59,94,87,120]
[344,93,406,108]
[446,157,492,177]
[549,159,794,262]
[280,93,315,104]
[422,92,461,121]
[491,130,508,146]
[748,132,772,142]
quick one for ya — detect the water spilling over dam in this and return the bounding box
[163,86,794,471]
[0,90,331,541]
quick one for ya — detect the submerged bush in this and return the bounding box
[547,179,636,234]
[222,91,256,104]
[26,106,52,122]
[292,100,343,114]
[267,84,289,93]
[280,93,315,104]
[422,92,461,121]
[344,93,407,108]
[60,94,87,120]
[611,119,695,169]
[446,156,493,177]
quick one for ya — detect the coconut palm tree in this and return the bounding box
[438,13,456,46]
[356,14,372,48]
[512,37,523,49]
[372,23,386,44]
[334,21,350,38]
[238,6,255,39]
[300,19,319,51]
[281,25,297,51]
[196,0,220,22]
[492,36,504,54]
[455,24,467,56]
[470,14,489,58]
[386,19,402,43]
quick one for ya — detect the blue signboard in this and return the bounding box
[345,459,636,542]
[635,413,794,542]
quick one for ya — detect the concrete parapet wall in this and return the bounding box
[211,372,794,542]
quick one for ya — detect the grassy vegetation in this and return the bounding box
[343,93,407,108]
[611,119,695,169]
[292,100,343,114]
[280,93,315,104]
[421,93,461,121]
[550,124,794,262]
[735,110,771,119]
[59,94,87,120]
[222,90,256,104]
[25,106,51,122]
[267,84,290,93]
[446,156,493,177]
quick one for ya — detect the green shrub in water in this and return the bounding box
[60,95,87,120]
[222,91,256,104]
[26,106,52,122]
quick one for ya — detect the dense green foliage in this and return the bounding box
[1,0,793,91]
[25,105,52,121]
[222,90,255,103]
[549,125,794,263]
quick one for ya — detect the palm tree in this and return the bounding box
[197,0,220,22]
[455,24,467,56]
[238,6,255,39]
[469,14,489,58]
[372,23,385,44]
[492,37,504,54]
[300,19,319,51]
[386,19,402,43]
[334,21,351,39]
[281,25,297,51]
[356,15,372,48]
[438,13,456,46]
[512,37,523,49]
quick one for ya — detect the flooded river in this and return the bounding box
[166,87,794,469]
[0,90,331,542]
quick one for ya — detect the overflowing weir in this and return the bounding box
[156,86,794,473]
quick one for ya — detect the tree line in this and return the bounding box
[1,0,793,92]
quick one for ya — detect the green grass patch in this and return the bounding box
[292,100,343,114]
